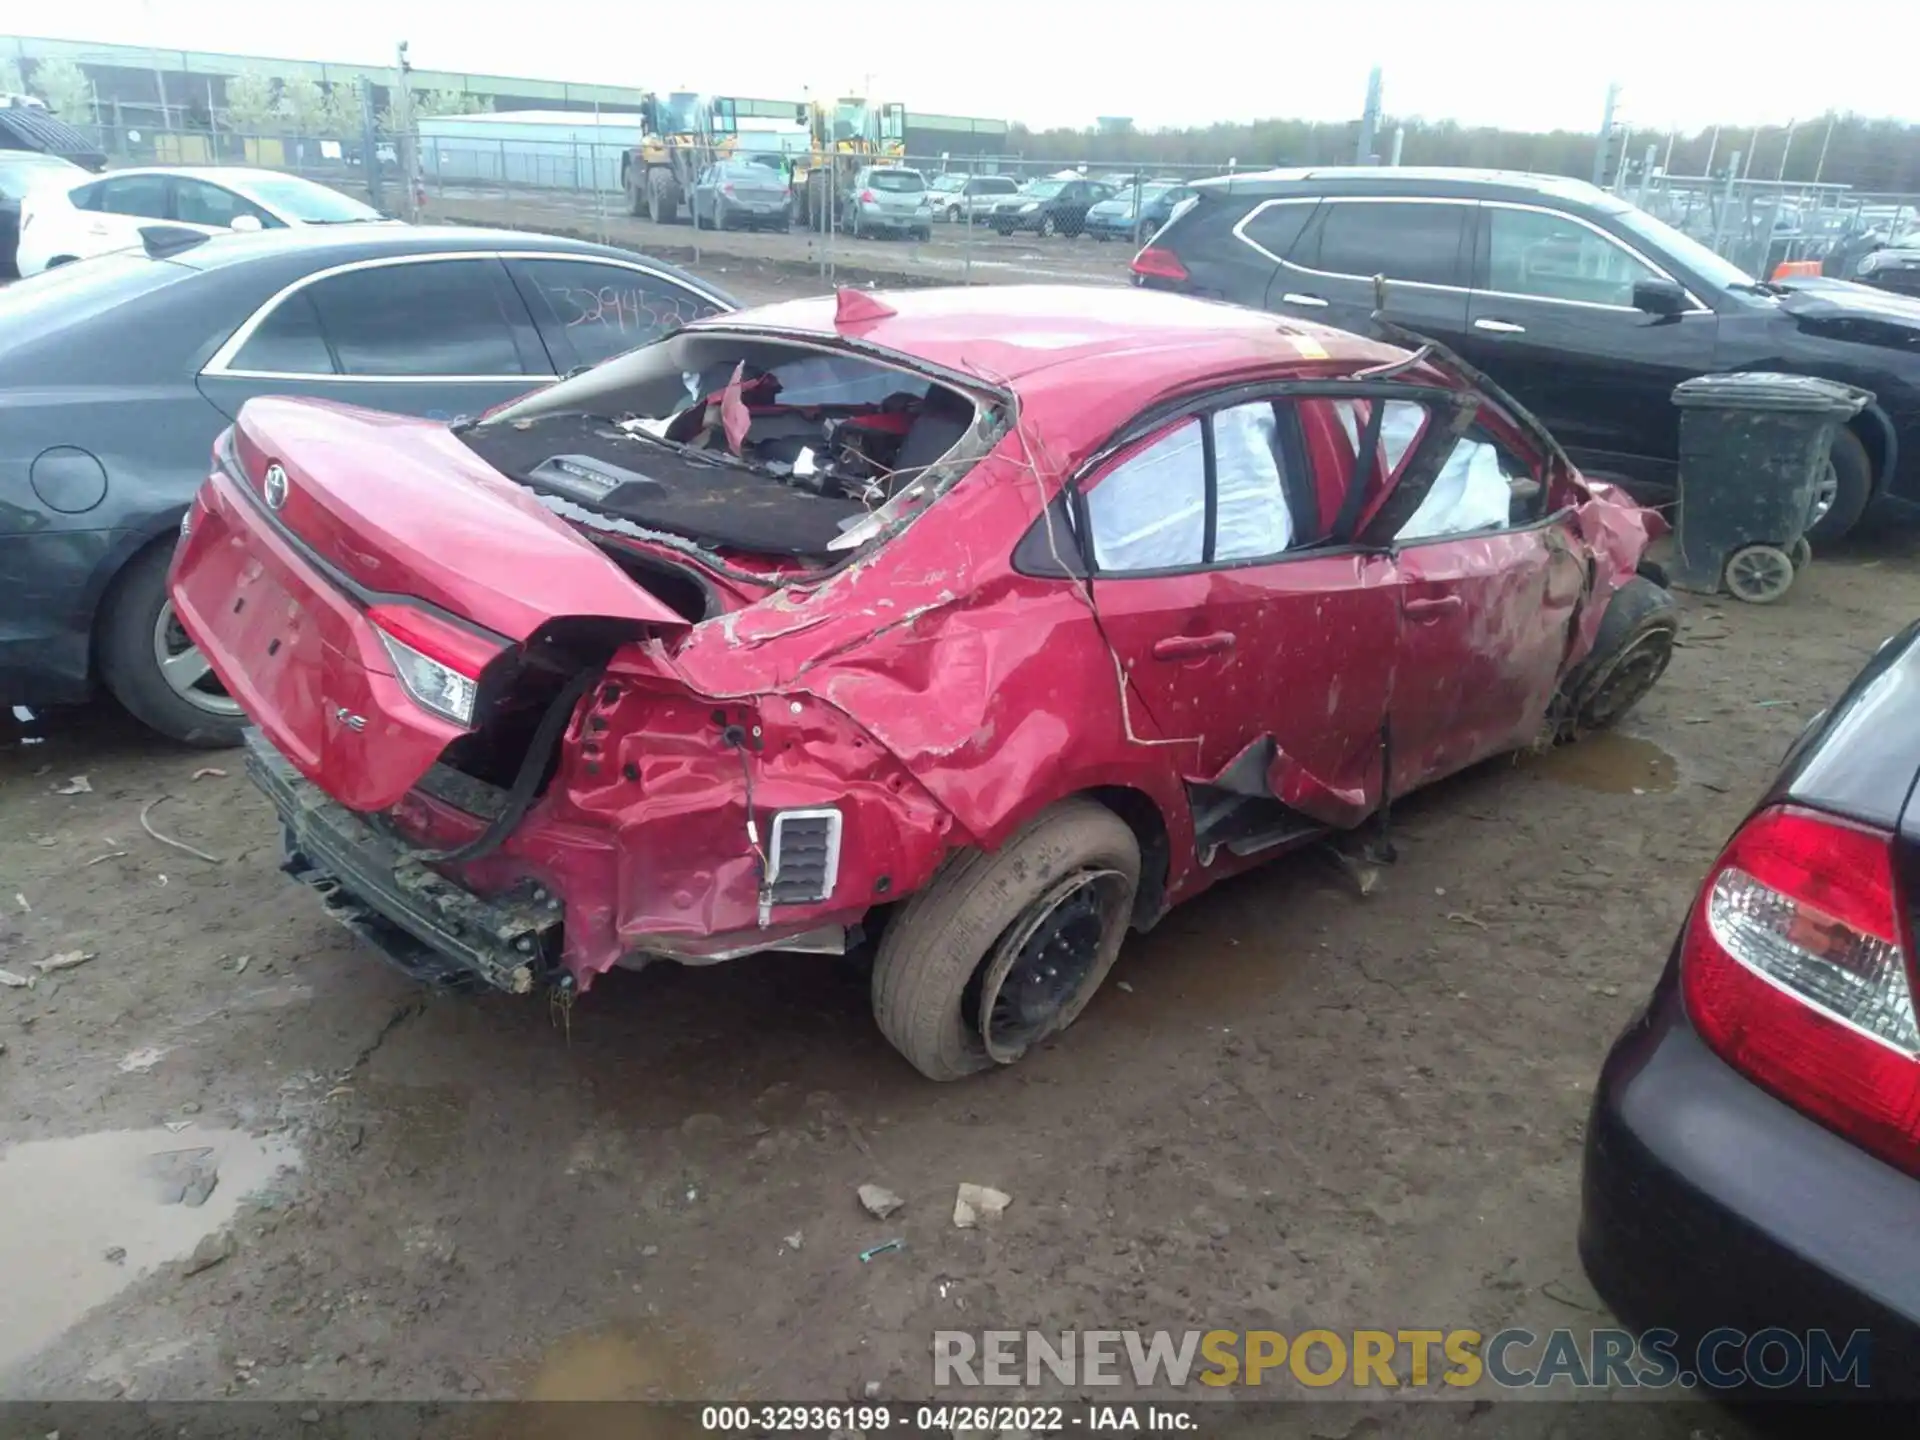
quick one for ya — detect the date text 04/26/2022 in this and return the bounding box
[698,1404,1195,1431]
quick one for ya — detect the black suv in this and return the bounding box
[1134,168,1920,541]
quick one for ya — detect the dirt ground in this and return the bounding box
[419,189,1137,293]
[3,251,1918,1435]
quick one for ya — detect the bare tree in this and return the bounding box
[0,60,27,98]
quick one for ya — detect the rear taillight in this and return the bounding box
[366,603,507,728]
[859,189,876,204]
[1129,245,1189,281]
[1683,804,1920,1175]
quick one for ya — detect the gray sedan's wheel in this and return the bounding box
[1807,427,1873,543]
[97,542,244,747]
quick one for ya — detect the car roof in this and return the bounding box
[0,223,735,386]
[700,284,1419,425]
[153,221,672,272]
[1193,165,1627,210]
[86,165,322,186]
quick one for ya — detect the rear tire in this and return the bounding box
[1556,576,1679,737]
[1807,425,1872,543]
[872,799,1139,1081]
[97,543,245,748]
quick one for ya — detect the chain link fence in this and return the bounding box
[61,119,1920,291]
[403,143,1238,289]
[1628,171,1920,281]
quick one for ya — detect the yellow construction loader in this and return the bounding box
[791,97,906,231]
[621,91,742,224]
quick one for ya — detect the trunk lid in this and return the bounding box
[170,397,687,812]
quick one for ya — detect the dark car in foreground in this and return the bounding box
[170,285,1673,1078]
[0,224,731,745]
[1132,167,1920,542]
[1581,622,1920,1401]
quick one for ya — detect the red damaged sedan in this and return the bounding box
[170,285,1675,1079]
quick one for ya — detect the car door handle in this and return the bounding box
[1151,631,1237,660]
[1473,318,1526,334]
[1280,292,1329,308]
[1405,595,1463,620]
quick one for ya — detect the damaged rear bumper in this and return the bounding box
[246,731,557,994]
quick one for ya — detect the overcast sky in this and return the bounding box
[29,1,1920,133]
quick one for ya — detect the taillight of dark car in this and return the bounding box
[1130,245,1189,282]
[1682,804,1920,1176]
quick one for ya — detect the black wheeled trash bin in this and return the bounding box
[1669,372,1872,604]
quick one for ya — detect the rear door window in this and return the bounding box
[172,178,275,229]
[1082,402,1319,573]
[1085,419,1207,572]
[302,258,528,377]
[507,257,725,371]
[1237,199,1316,263]
[229,290,335,375]
[1307,201,1472,287]
[93,174,172,220]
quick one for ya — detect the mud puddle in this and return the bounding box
[1521,733,1678,794]
[0,1126,298,1374]
[479,1322,720,1439]
[522,1320,715,1401]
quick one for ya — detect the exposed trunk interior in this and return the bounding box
[458,333,993,562]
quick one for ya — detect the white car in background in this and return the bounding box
[15,166,393,276]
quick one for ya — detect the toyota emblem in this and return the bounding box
[263,463,290,511]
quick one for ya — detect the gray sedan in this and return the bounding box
[691,160,793,232]
[0,223,732,745]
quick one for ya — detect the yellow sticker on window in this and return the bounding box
[1291,334,1329,359]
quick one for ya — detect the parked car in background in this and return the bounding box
[990,177,1115,238]
[1581,619,1920,1400]
[16,166,392,276]
[689,160,791,232]
[0,150,86,277]
[1083,180,1196,243]
[844,166,932,240]
[1132,167,1920,541]
[0,224,732,746]
[928,172,1019,224]
[169,284,1671,1078]
[1855,231,1920,299]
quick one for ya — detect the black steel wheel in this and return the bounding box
[975,868,1130,1065]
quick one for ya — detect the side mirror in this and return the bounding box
[1632,277,1687,316]
[229,213,264,233]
